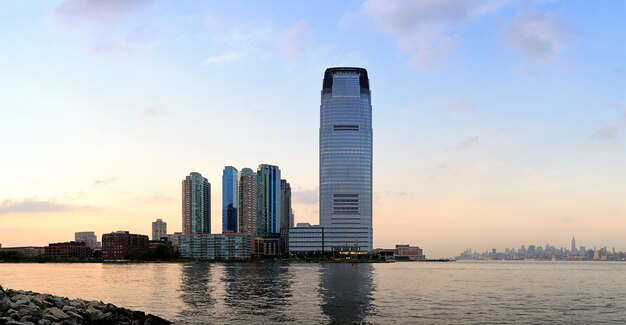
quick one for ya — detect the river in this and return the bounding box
[1,261,625,324]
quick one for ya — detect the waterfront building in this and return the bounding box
[253,237,280,257]
[182,172,211,235]
[238,168,260,237]
[288,224,325,253]
[280,179,292,254]
[102,231,149,260]
[290,67,374,253]
[74,231,101,249]
[44,241,92,259]
[152,218,167,241]
[394,244,425,261]
[178,233,251,260]
[222,166,239,233]
[0,246,45,257]
[167,232,182,249]
[257,164,281,237]
[319,67,373,252]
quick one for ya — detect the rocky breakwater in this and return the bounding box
[0,286,170,325]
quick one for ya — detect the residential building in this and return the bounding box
[257,164,281,237]
[280,179,292,254]
[222,166,239,233]
[75,231,101,249]
[44,241,92,259]
[182,172,211,235]
[167,232,182,249]
[152,218,167,241]
[178,233,251,260]
[238,168,259,236]
[102,231,149,260]
[0,246,45,257]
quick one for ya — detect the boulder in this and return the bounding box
[36,320,51,325]
[0,297,11,312]
[60,306,75,314]
[43,307,70,320]
[85,307,105,322]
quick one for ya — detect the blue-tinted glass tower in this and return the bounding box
[222,166,238,233]
[319,67,373,252]
[257,164,282,237]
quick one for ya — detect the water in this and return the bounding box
[1,261,626,324]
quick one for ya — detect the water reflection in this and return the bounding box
[222,263,294,323]
[177,263,216,322]
[320,263,375,324]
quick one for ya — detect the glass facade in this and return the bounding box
[222,166,239,233]
[238,168,259,236]
[257,164,282,237]
[182,172,211,235]
[320,67,373,252]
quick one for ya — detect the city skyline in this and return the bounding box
[2,1,626,257]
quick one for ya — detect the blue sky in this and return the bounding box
[1,0,626,257]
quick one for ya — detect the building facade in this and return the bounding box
[178,233,251,260]
[152,218,167,240]
[74,231,101,249]
[45,241,92,259]
[182,172,211,235]
[102,231,149,260]
[289,224,325,253]
[257,164,281,237]
[319,67,373,252]
[280,179,292,254]
[222,166,239,233]
[238,168,259,236]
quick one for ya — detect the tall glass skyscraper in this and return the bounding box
[319,67,373,252]
[257,164,282,237]
[182,172,211,235]
[222,166,239,233]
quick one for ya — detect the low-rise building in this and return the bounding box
[45,241,92,259]
[179,233,251,260]
[395,244,425,261]
[288,224,324,253]
[102,231,149,260]
[0,246,45,257]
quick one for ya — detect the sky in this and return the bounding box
[1,0,626,258]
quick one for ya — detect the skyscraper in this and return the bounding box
[182,172,211,235]
[280,179,292,253]
[222,166,239,233]
[152,218,167,240]
[238,168,259,236]
[571,235,576,254]
[257,164,282,237]
[319,67,373,252]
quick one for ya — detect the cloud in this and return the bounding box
[361,0,505,69]
[89,24,160,54]
[278,21,311,59]
[93,177,118,186]
[292,189,318,205]
[592,122,626,140]
[453,136,480,150]
[0,198,95,215]
[55,0,153,24]
[500,12,572,62]
[202,25,273,66]
[142,106,169,119]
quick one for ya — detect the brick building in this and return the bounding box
[102,231,149,260]
[45,241,92,259]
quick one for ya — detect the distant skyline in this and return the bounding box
[2,1,626,257]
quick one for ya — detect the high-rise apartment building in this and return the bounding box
[280,179,292,253]
[257,164,281,237]
[238,168,259,236]
[222,166,239,233]
[182,172,211,235]
[319,67,373,252]
[152,218,167,240]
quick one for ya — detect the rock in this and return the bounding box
[36,320,51,325]
[31,299,43,308]
[19,315,36,324]
[66,311,82,321]
[43,308,70,320]
[1,297,11,312]
[68,301,84,310]
[85,307,105,322]
[5,320,34,325]
[59,306,75,314]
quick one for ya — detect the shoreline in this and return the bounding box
[0,286,170,324]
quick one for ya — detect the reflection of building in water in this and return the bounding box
[222,264,294,323]
[320,264,374,324]
[178,264,216,321]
